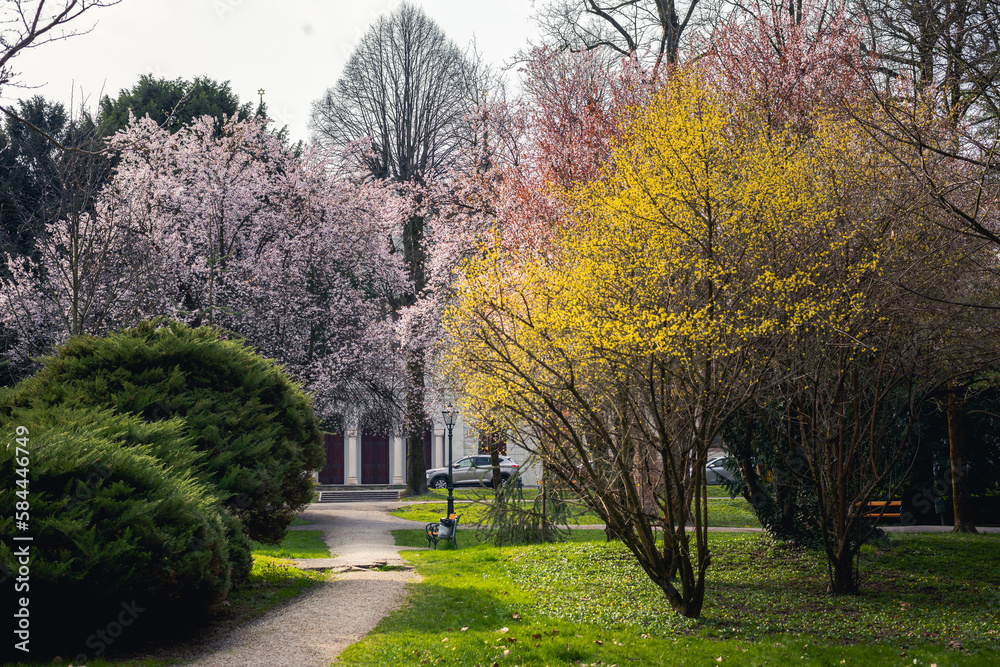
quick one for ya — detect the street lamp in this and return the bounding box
[442,403,457,516]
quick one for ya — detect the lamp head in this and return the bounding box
[442,403,457,428]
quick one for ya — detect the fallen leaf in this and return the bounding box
[499,627,509,633]
[460,626,469,632]
[532,634,542,640]
[595,640,603,645]
[512,612,520,619]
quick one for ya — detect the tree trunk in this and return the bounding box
[828,552,859,594]
[405,358,427,495]
[947,387,978,533]
[488,430,502,491]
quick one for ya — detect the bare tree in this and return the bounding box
[1,1,119,126]
[309,2,485,494]
[856,0,1000,123]
[528,0,708,68]
[310,3,478,181]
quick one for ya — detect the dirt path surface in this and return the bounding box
[186,502,426,667]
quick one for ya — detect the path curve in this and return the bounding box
[186,502,424,667]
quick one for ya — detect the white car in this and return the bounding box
[426,455,520,488]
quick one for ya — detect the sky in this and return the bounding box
[5,0,540,144]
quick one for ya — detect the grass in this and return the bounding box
[404,487,542,501]
[337,531,1000,666]
[390,494,760,528]
[406,485,736,502]
[250,529,331,559]
[391,500,602,525]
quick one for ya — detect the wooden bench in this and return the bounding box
[859,500,902,519]
[425,513,461,549]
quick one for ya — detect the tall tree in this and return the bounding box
[310,2,482,494]
[0,114,406,419]
[98,74,254,135]
[445,64,898,612]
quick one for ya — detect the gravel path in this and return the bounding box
[186,502,427,667]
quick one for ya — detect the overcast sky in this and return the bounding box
[5,0,540,144]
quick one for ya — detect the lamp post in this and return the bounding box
[442,404,457,517]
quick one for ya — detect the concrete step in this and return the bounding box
[317,489,401,503]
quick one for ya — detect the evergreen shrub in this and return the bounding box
[3,320,324,543]
[0,407,231,654]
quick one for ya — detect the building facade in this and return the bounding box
[315,415,539,486]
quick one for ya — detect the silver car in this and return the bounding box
[426,455,520,488]
[706,456,736,485]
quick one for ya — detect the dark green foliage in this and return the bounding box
[903,380,1000,525]
[0,407,231,657]
[98,74,253,135]
[0,95,109,260]
[719,409,818,544]
[3,320,325,543]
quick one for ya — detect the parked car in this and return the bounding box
[706,456,736,485]
[426,455,520,488]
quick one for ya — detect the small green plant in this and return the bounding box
[475,476,573,546]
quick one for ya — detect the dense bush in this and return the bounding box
[0,407,232,655]
[3,320,325,543]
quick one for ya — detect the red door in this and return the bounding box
[318,433,344,484]
[361,432,390,484]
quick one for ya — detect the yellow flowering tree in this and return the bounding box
[444,67,886,616]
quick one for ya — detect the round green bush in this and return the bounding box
[0,407,232,656]
[4,320,324,544]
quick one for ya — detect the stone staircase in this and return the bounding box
[316,488,402,503]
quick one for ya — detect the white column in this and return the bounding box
[392,435,405,484]
[346,429,359,485]
[435,428,445,469]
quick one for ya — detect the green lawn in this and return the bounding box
[390,495,760,528]
[337,531,1000,666]
[404,487,542,501]
[405,485,733,501]
[251,529,331,559]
